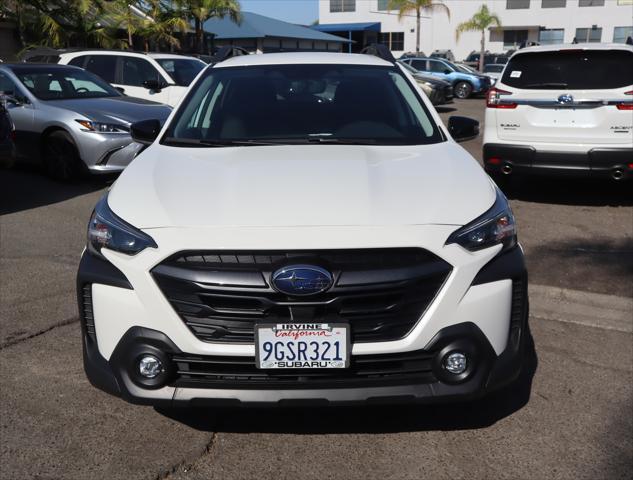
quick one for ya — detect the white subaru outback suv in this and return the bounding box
[58,51,206,107]
[77,49,528,407]
[484,43,633,181]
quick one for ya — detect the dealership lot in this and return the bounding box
[1,99,631,479]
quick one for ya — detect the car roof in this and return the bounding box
[214,52,393,68]
[147,53,202,61]
[513,43,633,55]
[1,63,83,71]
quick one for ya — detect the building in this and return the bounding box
[317,0,633,60]
[204,11,351,53]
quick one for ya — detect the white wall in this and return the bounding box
[318,0,633,60]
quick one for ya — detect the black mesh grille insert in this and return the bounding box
[169,349,437,389]
[152,249,452,345]
[81,284,96,342]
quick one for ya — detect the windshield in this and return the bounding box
[163,64,443,147]
[13,67,120,100]
[156,58,206,86]
[501,50,633,89]
[455,63,477,74]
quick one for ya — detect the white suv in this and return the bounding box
[77,51,528,407]
[58,51,206,107]
[484,44,633,181]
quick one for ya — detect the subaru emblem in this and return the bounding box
[272,265,333,296]
[558,94,574,105]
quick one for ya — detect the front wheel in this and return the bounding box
[42,130,81,181]
[454,81,473,99]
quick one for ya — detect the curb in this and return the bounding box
[529,284,633,333]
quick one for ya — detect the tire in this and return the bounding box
[42,130,81,181]
[454,81,473,99]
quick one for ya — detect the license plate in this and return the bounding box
[255,323,349,369]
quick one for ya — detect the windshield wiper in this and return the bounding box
[161,137,282,147]
[522,82,569,89]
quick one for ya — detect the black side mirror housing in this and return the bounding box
[444,69,451,74]
[142,79,165,91]
[448,116,479,142]
[114,86,126,95]
[130,119,162,145]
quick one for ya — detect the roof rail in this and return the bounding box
[211,46,250,64]
[360,43,395,64]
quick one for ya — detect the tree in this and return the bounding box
[388,0,449,55]
[455,4,501,72]
[178,0,241,54]
[139,1,189,52]
[108,0,145,49]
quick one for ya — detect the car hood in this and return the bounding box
[414,74,451,87]
[109,142,495,229]
[50,96,172,125]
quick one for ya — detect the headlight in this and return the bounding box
[75,119,129,133]
[446,188,517,252]
[87,194,156,258]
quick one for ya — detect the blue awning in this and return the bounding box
[312,22,381,33]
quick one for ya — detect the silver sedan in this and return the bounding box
[0,63,171,180]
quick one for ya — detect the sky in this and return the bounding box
[239,0,319,25]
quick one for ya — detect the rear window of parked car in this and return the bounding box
[501,50,633,89]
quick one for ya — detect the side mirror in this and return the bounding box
[114,86,126,95]
[448,116,479,142]
[130,119,162,145]
[1,92,22,106]
[443,69,451,74]
[142,79,166,91]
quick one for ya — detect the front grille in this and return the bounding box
[169,349,436,389]
[152,249,452,344]
[80,284,96,342]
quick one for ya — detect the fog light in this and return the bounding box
[138,355,163,379]
[443,352,467,375]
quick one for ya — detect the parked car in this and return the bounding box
[77,50,527,408]
[397,60,454,105]
[484,43,633,181]
[483,64,505,84]
[0,63,172,180]
[399,51,427,59]
[464,51,509,68]
[430,49,455,62]
[0,96,15,168]
[400,57,493,99]
[56,50,207,107]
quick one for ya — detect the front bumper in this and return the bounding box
[484,143,633,179]
[73,131,144,173]
[77,241,528,407]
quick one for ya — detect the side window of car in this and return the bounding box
[68,56,88,68]
[119,57,161,87]
[428,60,448,73]
[84,55,117,84]
[410,59,427,71]
[0,72,17,96]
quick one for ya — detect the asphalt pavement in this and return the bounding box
[1,99,631,479]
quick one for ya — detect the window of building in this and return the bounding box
[506,0,530,9]
[377,0,390,10]
[503,30,528,47]
[330,0,355,12]
[379,32,404,51]
[579,0,605,6]
[575,27,602,43]
[613,26,633,43]
[541,0,565,7]
[538,28,564,44]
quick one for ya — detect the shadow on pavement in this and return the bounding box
[158,325,538,435]
[435,106,457,114]
[0,165,113,215]
[498,176,633,207]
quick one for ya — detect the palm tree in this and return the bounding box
[178,0,241,54]
[455,4,501,72]
[108,0,145,49]
[139,0,189,52]
[388,0,449,55]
